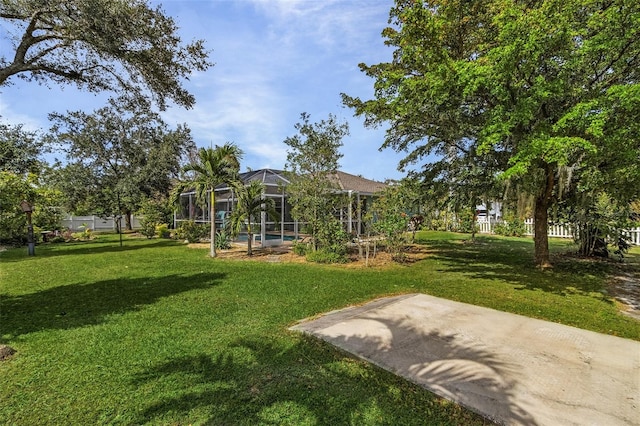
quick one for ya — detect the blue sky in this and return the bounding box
[0,0,409,182]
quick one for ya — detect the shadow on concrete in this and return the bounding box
[309,310,537,426]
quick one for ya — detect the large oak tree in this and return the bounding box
[49,97,196,228]
[0,0,211,109]
[344,0,640,267]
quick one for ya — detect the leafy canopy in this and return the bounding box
[0,0,212,109]
[0,122,44,175]
[48,97,195,223]
[343,0,640,266]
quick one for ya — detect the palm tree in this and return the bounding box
[228,180,278,255]
[183,144,243,257]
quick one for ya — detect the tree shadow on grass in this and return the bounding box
[0,239,183,262]
[423,237,612,299]
[131,334,491,425]
[0,272,225,340]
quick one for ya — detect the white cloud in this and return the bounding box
[0,98,46,131]
[161,67,290,171]
[249,0,389,52]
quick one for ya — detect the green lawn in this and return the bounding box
[1,232,638,425]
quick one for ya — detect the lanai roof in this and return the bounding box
[184,169,386,194]
[237,169,289,186]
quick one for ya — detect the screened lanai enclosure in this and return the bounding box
[174,169,387,247]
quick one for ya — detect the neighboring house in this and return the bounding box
[174,169,387,246]
[476,201,503,222]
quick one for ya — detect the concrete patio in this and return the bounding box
[290,294,640,425]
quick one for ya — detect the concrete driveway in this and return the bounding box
[290,294,640,426]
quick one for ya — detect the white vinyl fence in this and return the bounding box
[477,219,640,246]
[62,215,142,232]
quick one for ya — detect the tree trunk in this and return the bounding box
[247,222,253,256]
[533,164,555,268]
[471,204,477,241]
[210,189,216,257]
[125,211,132,231]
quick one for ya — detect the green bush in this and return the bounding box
[315,218,349,254]
[156,224,170,239]
[456,211,479,234]
[139,220,157,239]
[508,219,527,237]
[292,241,309,256]
[70,229,94,241]
[493,218,526,237]
[176,221,208,243]
[306,248,347,264]
[493,222,509,236]
[138,198,173,239]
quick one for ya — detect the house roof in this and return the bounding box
[328,171,387,195]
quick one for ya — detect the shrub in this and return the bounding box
[139,220,157,239]
[70,226,94,241]
[292,241,309,256]
[138,198,173,239]
[156,224,170,239]
[456,211,479,234]
[315,218,349,255]
[493,222,509,236]
[373,212,409,261]
[176,221,207,243]
[507,219,526,237]
[61,229,74,241]
[493,217,526,237]
[306,248,347,264]
[70,228,94,241]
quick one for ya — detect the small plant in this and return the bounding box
[292,241,308,256]
[139,220,157,239]
[83,227,93,240]
[493,216,526,237]
[156,224,170,239]
[176,221,207,243]
[215,230,232,250]
[71,227,94,241]
[61,229,74,241]
[456,210,479,234]
[306,248,347,264]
